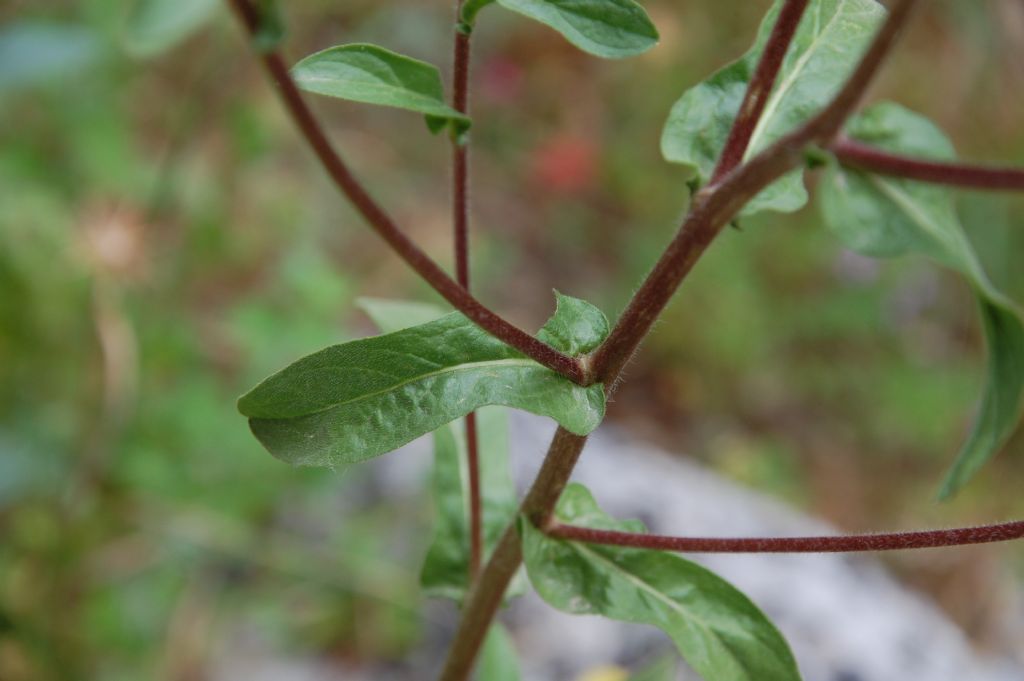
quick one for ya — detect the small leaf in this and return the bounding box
[521,484,801,681]
[537,291,609,356]
[819,102,1024,498]
[123,0,220,57]
[496,0,658,59]
[660,0,884,216]
[238,295,607,467]
[478,622,522,681]
[291,43,470,137]
[357,297,449,334]
[421,407,526,601]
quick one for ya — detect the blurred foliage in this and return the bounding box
[2,0,1024,678]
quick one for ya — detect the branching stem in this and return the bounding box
[547,519,1024,553]
[224,0,584,384]
[833,138,1024,191]
[438,2,919,680]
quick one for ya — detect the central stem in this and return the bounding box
[450,6,482,581]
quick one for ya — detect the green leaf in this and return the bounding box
[819,102,1024,498]
[537,290,610,356]
[478,622,522,681]
[291,43,471,137]
[495,0,659,59]
[521,484,801,681]
[660,0,885,216]
[421,407,526,601]
[357,297,449,334]
[238,296,607,467]
[123,0,220,57]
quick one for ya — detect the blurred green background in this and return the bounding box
[2,0,1024,678]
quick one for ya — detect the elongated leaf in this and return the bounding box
[521,484,801,681]
[479,622,522,681]
[291,44,470,137]
[238,296,607,467]
[496,0,658,58]
[421,407,526,600]
[661,0,884,216]
[819,102,1024,498]
[124,0,219,57]
[357,297,449,334]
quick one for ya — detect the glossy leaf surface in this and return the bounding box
[819,103,1024,498]
[238,297,607,467]
[291,44,470,136]
[420,407,525,601]
[496,0,658,59]
[521,484,801,681]
[661,0,884,216]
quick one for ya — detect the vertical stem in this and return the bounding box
[438,428,588,681]
[710,0,810,183]
[451,6,482,580]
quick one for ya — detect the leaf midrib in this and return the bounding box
[744,0,849,161]
[568,541,731,659]
[250,357,539,420]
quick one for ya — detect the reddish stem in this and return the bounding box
[711,0,810,183]
[548,519,1024,553]
[450,10,482,581]
[225,0,584,384]
[832,138,1024,191]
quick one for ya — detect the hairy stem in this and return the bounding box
[438,427,587,681]
[548,519,1024,553]
[711,0,810,183]
[833,138,1024,191]
[590,0,918,384]
[438,2,920,679]
[225,0,584,383]
[450,3,483,582]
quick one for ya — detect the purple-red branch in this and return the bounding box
[225,0,584,384]
[711,0,810,183]
[547,519,1024,554]
[833,138,1024,191]
[450,3,482,581]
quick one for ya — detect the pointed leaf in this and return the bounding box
[238,296,607,467]
[661,0,884,216]
[819,102,1024,498]
[291,43,471,136]
[521,484,801,681]
[478,622,522,681]
[496,0,658,59]
[537,291,610,356]
[421,407,526,601]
